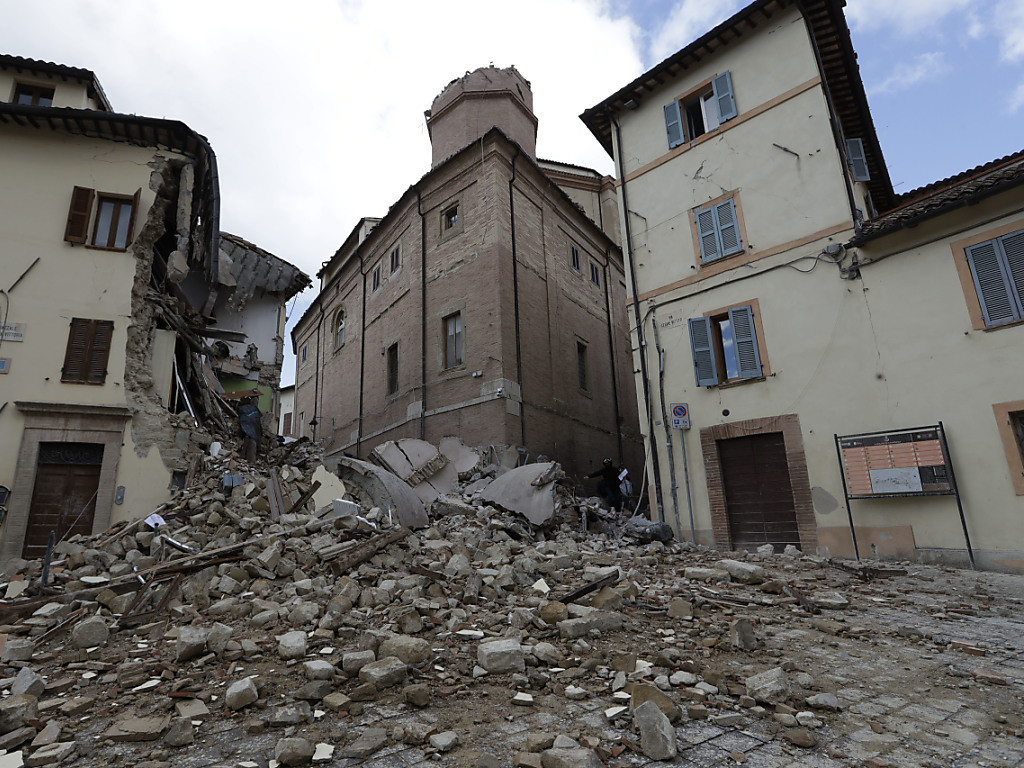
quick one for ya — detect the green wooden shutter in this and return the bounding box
[715,199,742,256]
[712,71,737,122]
[696,206,721,263]
[728,305,761,379]
[688,317,719,386]
[64,186,94,244]
[966,240,1018,325]
[845,138,871,182]
[664,101,684,149]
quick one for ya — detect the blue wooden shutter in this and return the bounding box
[1001,230,1024,318]
[728,305,761,379]
[664,101,684,149]
[712,71,737,122]
[696,206,720,263]
[845,138,870,182]
[966,240,1019,325]
[688,317,719,386]
[715,199,741,256]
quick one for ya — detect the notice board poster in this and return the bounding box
[838,428,952,497]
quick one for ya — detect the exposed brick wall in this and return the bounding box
[293,132,643,482]
[699,413,818,551]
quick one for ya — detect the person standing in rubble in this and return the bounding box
[586,457,623,512]
[237,395,262,463]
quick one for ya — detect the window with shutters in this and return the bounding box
[687,301,768,387]
[664,71,737,150]
[692,194,744,264]
[63,186,140,250]
[993,400,1024,495]
[61,318,114,385]
[13,83,54,106]
[961,228,1024,328]
[845,138,871,182]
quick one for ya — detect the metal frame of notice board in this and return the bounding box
[834,422,975,569]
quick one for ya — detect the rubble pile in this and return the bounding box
[0,439,1020,767]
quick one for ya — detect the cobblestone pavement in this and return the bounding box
[68,560,1022,768]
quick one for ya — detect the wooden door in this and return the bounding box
[23,459,101,560]
[718,432,800,551]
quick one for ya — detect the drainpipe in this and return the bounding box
[508,147,527,446]
[601,256,624,466]
[417,188,427,440]
[613,117,665,515]
[356,249,368,456]
[649,306,683,537]
[310,297,325,441]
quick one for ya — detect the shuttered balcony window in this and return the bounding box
[61,318,114,384]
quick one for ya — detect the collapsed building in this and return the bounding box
[291,66,643,481]
[0,55,309,567]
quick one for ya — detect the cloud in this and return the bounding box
[868,52,946,95]
[996,0,1024,61]
[844,0,972,33]
[648,0,745,64]
[1010,82,1024,113]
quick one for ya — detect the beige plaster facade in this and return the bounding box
[584,0,1024,571]
[0,56,306,566]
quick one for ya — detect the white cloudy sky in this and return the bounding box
[4,0,1023,383]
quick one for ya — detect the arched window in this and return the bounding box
[334,309,346,348]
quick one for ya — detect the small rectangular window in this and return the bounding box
[442,204,459,231]
[688,303,763,387]
[13,83,54,107]
[301,344,308,364]
[964,229,1024,327]
[695,197,742,263]
[443,312,463,369]
[664,71,735,149]
[387,342,399,395]
[577,341,589,391]
[390,245,400,274]
[282,412,293,436]
[91,194,136,249]
[298,411,305,438]
[372,264,382,292]
[570,244,581,272]
[589,261,601,287]
[62,318,114,385]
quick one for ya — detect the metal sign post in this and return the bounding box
[670,404,696,544]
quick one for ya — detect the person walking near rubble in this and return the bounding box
[586,457,624,512]
[237,396,262,463]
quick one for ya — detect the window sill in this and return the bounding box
[713,375,765,390]
[578,388,593,399]
[699,249,747,268]
[982,318,1024,332]
[84,244,130,253]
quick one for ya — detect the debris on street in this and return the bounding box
[0,432,1020,768]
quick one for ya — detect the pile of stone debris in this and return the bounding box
[0,437,1019,768]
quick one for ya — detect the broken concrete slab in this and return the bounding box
[371,438,459,505]
[309,464,348,512]
[439,436,481,475]
[329,456,428,528]
[478,462,562,525]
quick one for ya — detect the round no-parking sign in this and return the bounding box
[671,403,690,430]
